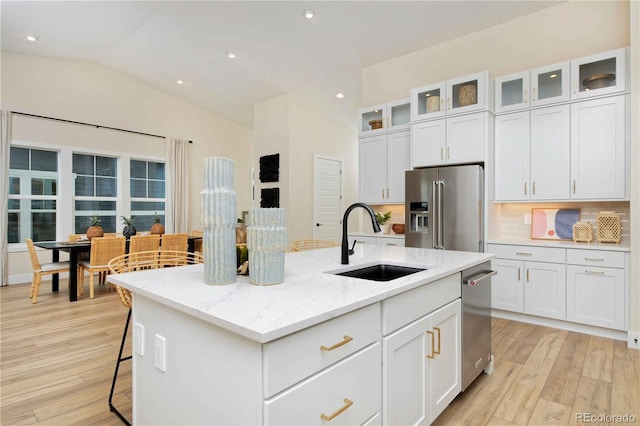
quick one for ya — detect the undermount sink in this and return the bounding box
[331,263,426,282]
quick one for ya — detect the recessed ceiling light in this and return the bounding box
[26,35,38,42]
[303,10,314,19]
[227,51,237,59]
[335,93,344,99]
[176,80,184,85]
[549,74,557,79]
[426,93,431,97]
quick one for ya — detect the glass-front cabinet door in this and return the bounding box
[571,47,627,100]
[411,82,446,122]
[495,71,530,113]
[531,62,570,107]
[446,71,488,115]
[358,104,387,136]
[387,98,411,133]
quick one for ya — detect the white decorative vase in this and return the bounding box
[247,208,287,285]
[201,157,237,285]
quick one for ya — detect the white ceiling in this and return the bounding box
[1,1,562,129]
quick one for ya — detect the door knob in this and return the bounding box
[316,223,322,227]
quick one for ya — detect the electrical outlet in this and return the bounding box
[134,323,144,356]
[154,334,167,372]
[628,332,640,350]
[524,213,532,225]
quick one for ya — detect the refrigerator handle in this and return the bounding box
[438,180,444,249]
[432,180,438,249]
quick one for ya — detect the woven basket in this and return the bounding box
[369,119,383,130]
[596,211,621,243]
[458,84,477,106]
[572,222,593,243]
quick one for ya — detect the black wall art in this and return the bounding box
[260,188,280,208]
[259,153,279,183]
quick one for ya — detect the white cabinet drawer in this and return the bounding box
[566,249,625,268]
[382,273,460,335]
[264,303,381,398]
[264,343,381,425]
[487,244,565,263]
[377,237,405,247]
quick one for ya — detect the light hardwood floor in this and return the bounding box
[1,280,639,425]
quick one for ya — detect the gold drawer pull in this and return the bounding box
[427,330,436,359]
[585,270,605,275]
[516,252,532,256]
[433,326,441,355]
[320,398,353,421]
[320,335,353,352]
[585,257,605,262]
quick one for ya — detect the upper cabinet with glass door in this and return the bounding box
[571,47,627,100]
[411,71,490,122]
[495,62,570,113]
[358,99,411,137]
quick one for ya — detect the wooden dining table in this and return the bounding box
[33,235,202,302]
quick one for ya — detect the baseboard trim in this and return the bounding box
[9,272,70,286]
[492,309,628,342]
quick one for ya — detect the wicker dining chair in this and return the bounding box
[290,239,340,252]
[129,234,160,253]
[190,230,203,253]
[78,237,126,299]
[160,233,189,266]
[26,238,71,304]
[107,250,204,425]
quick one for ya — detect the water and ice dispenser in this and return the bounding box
[408,202,429,233]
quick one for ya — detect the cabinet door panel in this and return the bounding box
[358,104,387,137]
[571,96,626,199]
[383,316,430,426]
[531,61,570,107]
[571,48,627,100]
[411,120,446,168]
[495,112,529,201]
[429,300,461,423]
[567,265,625,330]
[359,135,387,203]
[386,131,411,203]
[495,71,529,113]
[491,259,524,312]
[446,112,485,164]
[524,261,566,320]
[530,105,570,200]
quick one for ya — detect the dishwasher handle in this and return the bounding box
[463,270,497,286]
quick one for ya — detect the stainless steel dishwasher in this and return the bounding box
[461,261,496,391]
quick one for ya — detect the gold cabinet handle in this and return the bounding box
[516,252,532,256]
[433,326,441,355]
[532,181,536,195]
[585,270,605,275]
[386,188,389,199]
[440,147,444,160]
[526,268,530,282]
[447,147,451,159]
[320,335,353,352]
[448,97,452,109]
[573,180,576,193]
[517,267,521,281]
[381,188,385,199]
[440,98,444,111]
[524,182,527,195]
[320,398,353,421]
[585,257,605,262]
[427,330,436,359]
[532,87,537,102]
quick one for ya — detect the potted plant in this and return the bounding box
[375,211,392,234]
[150,212,165,235]
[121,216,137,239]
[86,214,104,240]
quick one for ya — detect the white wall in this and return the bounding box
[2,51,253,281]
[361,1,638,339]
[253,94,358,243]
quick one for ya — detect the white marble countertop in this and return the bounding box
[487,238,630,252]
[349,232,405,239]
[108,245,492,343]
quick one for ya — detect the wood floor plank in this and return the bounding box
[569,376,611,426]
[493,329,567,425]
[540,331,590,406]
[528,398,572,425]
[581,336,613,383]
[492,319,530,361]
[499,322,551,365]
[611,340,640,421]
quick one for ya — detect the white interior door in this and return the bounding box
[313,156,342,241]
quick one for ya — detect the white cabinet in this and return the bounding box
[358,99,411,137]
[495,62,570,113]
[570,95,627,199]
[566,249,626,330]
[488,244,566,320]
[359,130,410,204]
[348,235,405,248]
[383,299,461,425]
[411,112,487,167]
[571,48,627,100]
[495,105,570,201]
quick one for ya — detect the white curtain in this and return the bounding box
[1,111,11,286]
[165,137,190,233]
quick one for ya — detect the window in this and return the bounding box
[8,147,58,243]
[130,159,165,231]
[73,153,118,233]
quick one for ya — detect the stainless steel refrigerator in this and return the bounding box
[405,164,484,252]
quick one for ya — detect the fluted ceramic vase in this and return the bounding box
[201,157,237,285]
[247,208,287,285]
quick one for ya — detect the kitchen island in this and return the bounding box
[109,244,493,425]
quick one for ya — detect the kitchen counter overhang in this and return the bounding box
[108,244,494,343]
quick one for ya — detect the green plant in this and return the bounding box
[153,212,161,224]
[375,211,392,225]
[121,216,135,226]
[89,214,101,227]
